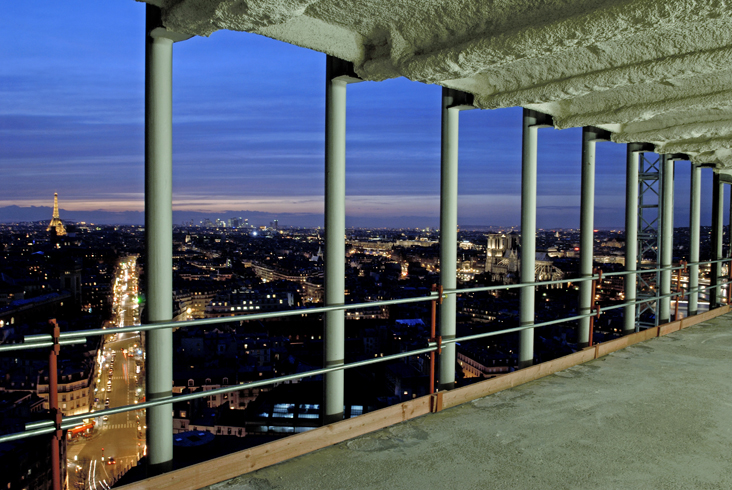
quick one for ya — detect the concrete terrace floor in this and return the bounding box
[208,315,732,490]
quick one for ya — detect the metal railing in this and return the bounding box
[1,258,730,449]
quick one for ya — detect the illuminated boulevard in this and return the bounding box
[67,258,145,489]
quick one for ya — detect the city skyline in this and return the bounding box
[1,2,729,229]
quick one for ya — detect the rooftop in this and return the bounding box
[204,311,732,489]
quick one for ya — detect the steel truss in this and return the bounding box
[635,152,662,330]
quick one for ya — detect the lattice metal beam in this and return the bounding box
[635,152,662,330]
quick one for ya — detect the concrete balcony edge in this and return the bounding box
[119,305,731,490]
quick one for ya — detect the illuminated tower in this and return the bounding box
[47,193,67,236]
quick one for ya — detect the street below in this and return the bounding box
[67,257,145,489]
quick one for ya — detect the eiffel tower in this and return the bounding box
[47,192,66,236]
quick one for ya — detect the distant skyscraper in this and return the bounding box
[47,192,66,236]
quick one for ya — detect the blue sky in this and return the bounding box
[0,1,725,228]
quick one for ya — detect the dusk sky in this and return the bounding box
[1,2,726,228]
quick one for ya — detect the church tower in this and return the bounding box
[47,193,67,236]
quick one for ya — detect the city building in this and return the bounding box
[0,391,65,490]
[484,233,520,279]
[484,233,564,284]
[37,362,94,417]
[205,288,296,318]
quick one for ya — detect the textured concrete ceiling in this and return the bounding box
[140,0,732,170]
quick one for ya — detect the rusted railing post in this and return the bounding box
[727,261,732,305]
[675,261,686,320]
[588,269,602,347]
[429,285,443,397]
[49,319,62,490]
[429,285,437,395]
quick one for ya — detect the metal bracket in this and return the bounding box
[585,126,612,142]
[428,335,443,355]
[444,87,475,111]
[51,322,60,357]
[719,173,732,185]
[52,410,63,440]
[627,142,655,154]
[327,56,363,84]
[150,27,193,43]
[525,108,554,128]
[666,153,690,162]
[50,320,62,438]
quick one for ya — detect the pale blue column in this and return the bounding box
[323,56,360,423]
[623,145,640,334]
[578,127,610,345]
[438,88,472,390]
[688,163,701,316]
[144,5,190,476]
[519,109,552,367]
[658,155,673,324]
[711,171,724,308]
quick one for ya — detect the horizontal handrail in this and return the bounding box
[600,279,732,312]
[57,294,440,340]
[61,343,438,428]
[1,256,730,444]
[603,257,732,278]
[0,338,87,353]
[0,425,56,443]
[3,257,725,346]
[451,275,596,295]
[442,312,596,345]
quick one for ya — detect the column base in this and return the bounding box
[576,341,589,349]
[518,359,534,369]
[437,381,455,391]
[687,309,697,317]
[147,459,173,477]
[322,412,344,425]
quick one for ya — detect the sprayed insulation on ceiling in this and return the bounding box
[140,0,732,170]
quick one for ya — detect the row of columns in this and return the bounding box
[142,6,728,473]
[621,149,711,332]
